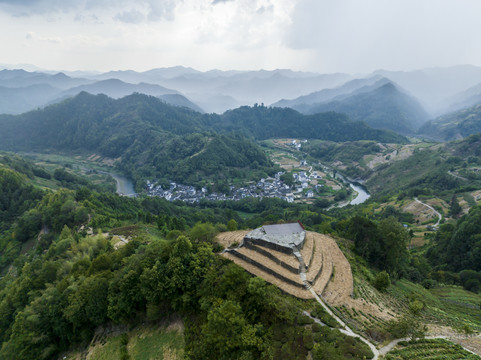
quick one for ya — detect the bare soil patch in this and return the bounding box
[319,234,353,304]
[215,230,249,249]
[402,200,438,224]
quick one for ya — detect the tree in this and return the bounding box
[202,300,263,359]
[449,194,462,217]
[189,222,218,243]
[377,217,410,276]
[227,219,238,231]
[373,271,391,292]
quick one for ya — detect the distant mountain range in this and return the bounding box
[5,65,481,138]
[273,77,430,134]
[0,67,351,115]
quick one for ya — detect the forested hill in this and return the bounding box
[0,92,406,187]
[0,92,406,153]
[418,102,481,141]
[205,104,406,143]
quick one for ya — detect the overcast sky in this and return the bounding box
[1,0,481,73]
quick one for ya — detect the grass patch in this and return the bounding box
[128,326,184,360]
[88,334,124,360]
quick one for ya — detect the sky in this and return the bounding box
[1,0,481,74]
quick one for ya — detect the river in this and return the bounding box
[97,171,137,197]
[349,182,371,205]
[334,173,371,205]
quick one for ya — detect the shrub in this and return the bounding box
[373,271,391,292]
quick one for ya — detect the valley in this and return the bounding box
[3,66,481,360]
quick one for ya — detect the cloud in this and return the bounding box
[284,0,481,73]
[113,9,145,24]
[0,0,181,22]
[25,31,61,44]
[212,0,234,4]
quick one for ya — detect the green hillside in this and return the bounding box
[206,104,406,143]
[0,152,480,359]
[419,102,481,141]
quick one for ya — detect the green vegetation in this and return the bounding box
[385,338,480,359]
[0,92,406,189]
[303,140,381,179]
[2,97,481,359]
[419,102,481,141]
[0,157,376,360]
[338,216,410,277]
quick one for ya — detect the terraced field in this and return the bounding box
[218,231,353,302]
[384,338,480,360]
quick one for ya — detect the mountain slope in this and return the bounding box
[206,105,406,143]
[0,84,61,114]
[57,79,177,99]
[0,69,92,89]
[272,75,384,108]
[0,93,272,186]
[374,65,481,114]
[0,92,407,151]
[0,92,407,186]
[305,82,429,133]
[418,102,481,141]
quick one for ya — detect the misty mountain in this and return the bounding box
[57,79,177,99]
[374,65,481,115]
[444,82,481,113]
[55,79,203,112]
[88,67,352,113]
[418,102,481,141]
[272,75,384,108]
[310,82,429,133]
[0,84,61,115]
[0,69,92,89]
[275,79,429,134]
[0,70,204,114]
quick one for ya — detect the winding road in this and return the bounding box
[414,197,442,228]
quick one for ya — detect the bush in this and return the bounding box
[464,279,481,293]
[312,323,323,333]
[373,271,391,292]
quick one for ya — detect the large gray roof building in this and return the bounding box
[244,222,306,254]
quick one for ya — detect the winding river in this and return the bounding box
[349,182,371,205]
[98,171,137,197]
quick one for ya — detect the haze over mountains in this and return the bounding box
[4,65,481,139]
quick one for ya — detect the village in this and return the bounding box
[145,163,326,203]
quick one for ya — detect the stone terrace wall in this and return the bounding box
[245,237,293,255]
[243,242,299,274]
[226,249,305,288]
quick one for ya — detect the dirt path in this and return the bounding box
[415,197,442,227]
[448,170,469,181]
[308,285,380,359]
